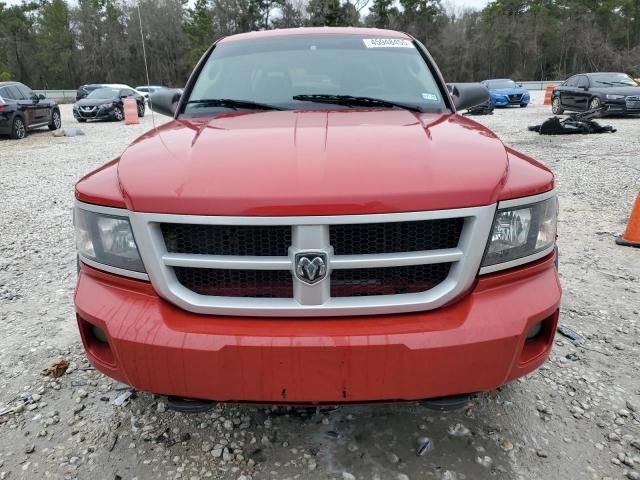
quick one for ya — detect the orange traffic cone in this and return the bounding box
[124,97,140,125]
[544,85,555,106]
[616,193,640,248]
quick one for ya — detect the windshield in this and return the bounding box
[87,88,119,100]
[590,73,638,87]
[485,79,516,89]
[184,35,446,116]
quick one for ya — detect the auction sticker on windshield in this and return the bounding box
[363,39,414,48]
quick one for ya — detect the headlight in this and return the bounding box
[74,207,145,274]
[606,94,625,100]
[481,194,557,272]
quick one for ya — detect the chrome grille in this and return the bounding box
[626,96,640,110]
[330,218,463,255]
[124,206,496,317]
[330,264,452,297]
[174,268,294,298]
[161,224,291,256]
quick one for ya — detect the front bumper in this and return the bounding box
[603,100,640,115]
[73,107,117,121]
[492,95,530,107]
[75,255,561,404]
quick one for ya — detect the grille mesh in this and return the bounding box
[330,263,451,297]
[174,268,294,298]
[161,224,291,256]
[330,219,463,255]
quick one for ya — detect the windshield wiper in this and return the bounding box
[186,98,284,111]
[293,94,422,113]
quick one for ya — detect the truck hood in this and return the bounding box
[117,109,510,216]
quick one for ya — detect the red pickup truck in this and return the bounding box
[74,28,560,411]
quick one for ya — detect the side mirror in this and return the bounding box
[150,88,182,117]
[447,83,490,111]
[38,93,45,100]
[581,86,589,91]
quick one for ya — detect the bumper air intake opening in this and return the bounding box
[77,314,116,367]
[520,310,559,365]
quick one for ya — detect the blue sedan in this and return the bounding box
[482,79,530,108]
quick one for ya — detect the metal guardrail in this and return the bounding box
[33,89,77,102]
[33,81,562,103]
[518,81,561,91]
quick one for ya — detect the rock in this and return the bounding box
[476,456,493,468]
[112,390,133,406]
[211,448,222,458]
[442,472,457,480]
[627,472,640,480]
[157,402,166,413]
[448,423,471,437]
[25,444,35,454]
[346,441,358,453]
[308,459,317,471]
[385,451,400,464]
[536,450,548,458]
[223,419,234,431]
[397,474,410,480]
[500,439,514,451]
[342,473,356,480]
[77,389,88,399]
[627,399,639,413]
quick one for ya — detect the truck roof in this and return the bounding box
[219,27,411,44]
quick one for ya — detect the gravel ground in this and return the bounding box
[0,96,639,480]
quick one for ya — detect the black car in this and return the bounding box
[76,84,105,101]
[552,72,640,115]
[0,81,61,139]
[73,87,145,122]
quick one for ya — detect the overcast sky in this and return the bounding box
[3,0,491,12]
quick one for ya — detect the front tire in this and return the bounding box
[520,103,528,108]
[48,109,61,130]
[589,96,603,116]
[10,116,27,140]
[551,97,564,115]
[76,118,87,123]
[137,102,145,118]
[113,106,124,121]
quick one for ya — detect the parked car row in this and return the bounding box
[75,83,163,101]
[466,71,640,117]
[0,81,173,139]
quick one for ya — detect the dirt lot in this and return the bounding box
[0,96,639,480]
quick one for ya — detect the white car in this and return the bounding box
[103,84,150,101]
